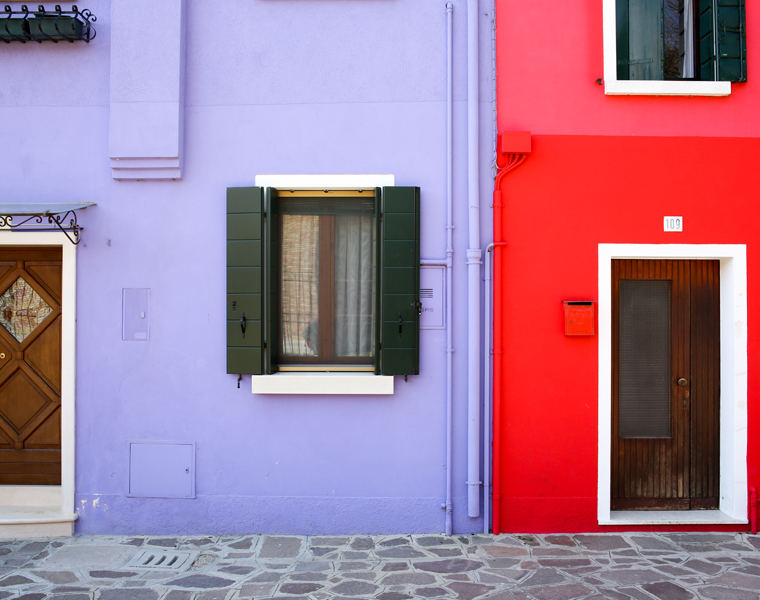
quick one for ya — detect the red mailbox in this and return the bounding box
[563,301,595,336]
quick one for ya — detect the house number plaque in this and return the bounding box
[663,216,683,232]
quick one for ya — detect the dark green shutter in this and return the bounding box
[700,0,717,81]
[702,0,746,82]
[227,187,265,375]
[716,0,746,82]
[379,186,420,376]
[265,188,279,374]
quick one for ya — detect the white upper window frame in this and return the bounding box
[602,0,731,96]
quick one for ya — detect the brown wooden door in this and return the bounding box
[612,259,720,510]
[0,247,62,485]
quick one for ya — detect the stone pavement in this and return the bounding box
[0,532,758,600]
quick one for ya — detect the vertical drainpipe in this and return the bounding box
[466,0,483,519]
[445,1,455,537]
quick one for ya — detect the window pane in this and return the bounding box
[618,0,696,81]
[619,280,671,438]
[334,215,375,358]
[280,215,319,357]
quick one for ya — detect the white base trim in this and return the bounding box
[0,485,60,506]
[253,373,394,395]
[598,244,748,525]
[602,510,747,526]
[0,506,77,525]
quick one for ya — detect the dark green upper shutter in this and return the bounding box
[379,186,420,376]
[702,0,746,82]
[700,0,717,81]
[716,0,746,82]
[265,188,279,374]
[227,187,265,375]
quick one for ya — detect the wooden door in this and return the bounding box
[0,247,62,485]
[612,260,720,510]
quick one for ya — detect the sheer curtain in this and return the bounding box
[334,215,374,357]
[682,0,695,78]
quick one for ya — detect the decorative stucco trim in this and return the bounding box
[109,0,186,179]
[598,244,748,525]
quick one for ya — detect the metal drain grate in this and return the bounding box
[126,549,198,571]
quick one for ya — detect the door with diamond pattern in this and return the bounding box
[0,247,62,485]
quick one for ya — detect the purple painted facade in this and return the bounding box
[1,0,496,535]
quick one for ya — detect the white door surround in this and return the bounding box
[598,244,748,526]
[0,232,77,537]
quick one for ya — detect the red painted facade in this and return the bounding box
[493,1,759,532]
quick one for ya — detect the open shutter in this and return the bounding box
[716,0,746,82]
[265,188,279,374]
[227,187,265,375]
[379,187,420,376]
[700,0,717,80]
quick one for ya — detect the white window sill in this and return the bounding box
[252,373,394,395]
[604,80,731,97]
[600,510,747,526]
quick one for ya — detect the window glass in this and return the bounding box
[617,0,696,81]
[279,196,375,364]
[280,214,319,357]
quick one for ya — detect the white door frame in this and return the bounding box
[0,232,76,520]
[598,244,748,525]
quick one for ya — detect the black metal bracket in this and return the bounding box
[2,4,97,43]
[0,210,84,245]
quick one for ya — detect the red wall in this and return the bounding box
[494,0,760,532]
[495,1,759,137]
[494,135,759,532]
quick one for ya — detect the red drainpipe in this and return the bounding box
[492,131,531,535]
[750,486,758,535]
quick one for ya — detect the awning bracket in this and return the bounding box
[0,203,95,245]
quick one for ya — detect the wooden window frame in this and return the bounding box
[276,193,375,368]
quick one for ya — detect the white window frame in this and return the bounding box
[602,0,731,96]
[598,244,747,525]
[250,175,395,395]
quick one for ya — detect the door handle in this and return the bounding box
[240,313,247,339]
[677,378,688,387]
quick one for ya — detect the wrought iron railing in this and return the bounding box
[2,4,96,43]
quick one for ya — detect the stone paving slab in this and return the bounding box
[0,533,757,599]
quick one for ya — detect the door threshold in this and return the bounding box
[601,510,747,526]
[0,505,77,538]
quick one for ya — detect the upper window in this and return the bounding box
[226,180,421,378]
[603,0,745,95]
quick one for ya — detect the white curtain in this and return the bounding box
[682,0,695,78]
[334,215,374,357]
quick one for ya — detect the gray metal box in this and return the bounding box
[128,441,195,498]
[123,288,150,341]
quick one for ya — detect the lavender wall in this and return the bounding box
[0,0,496,534]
